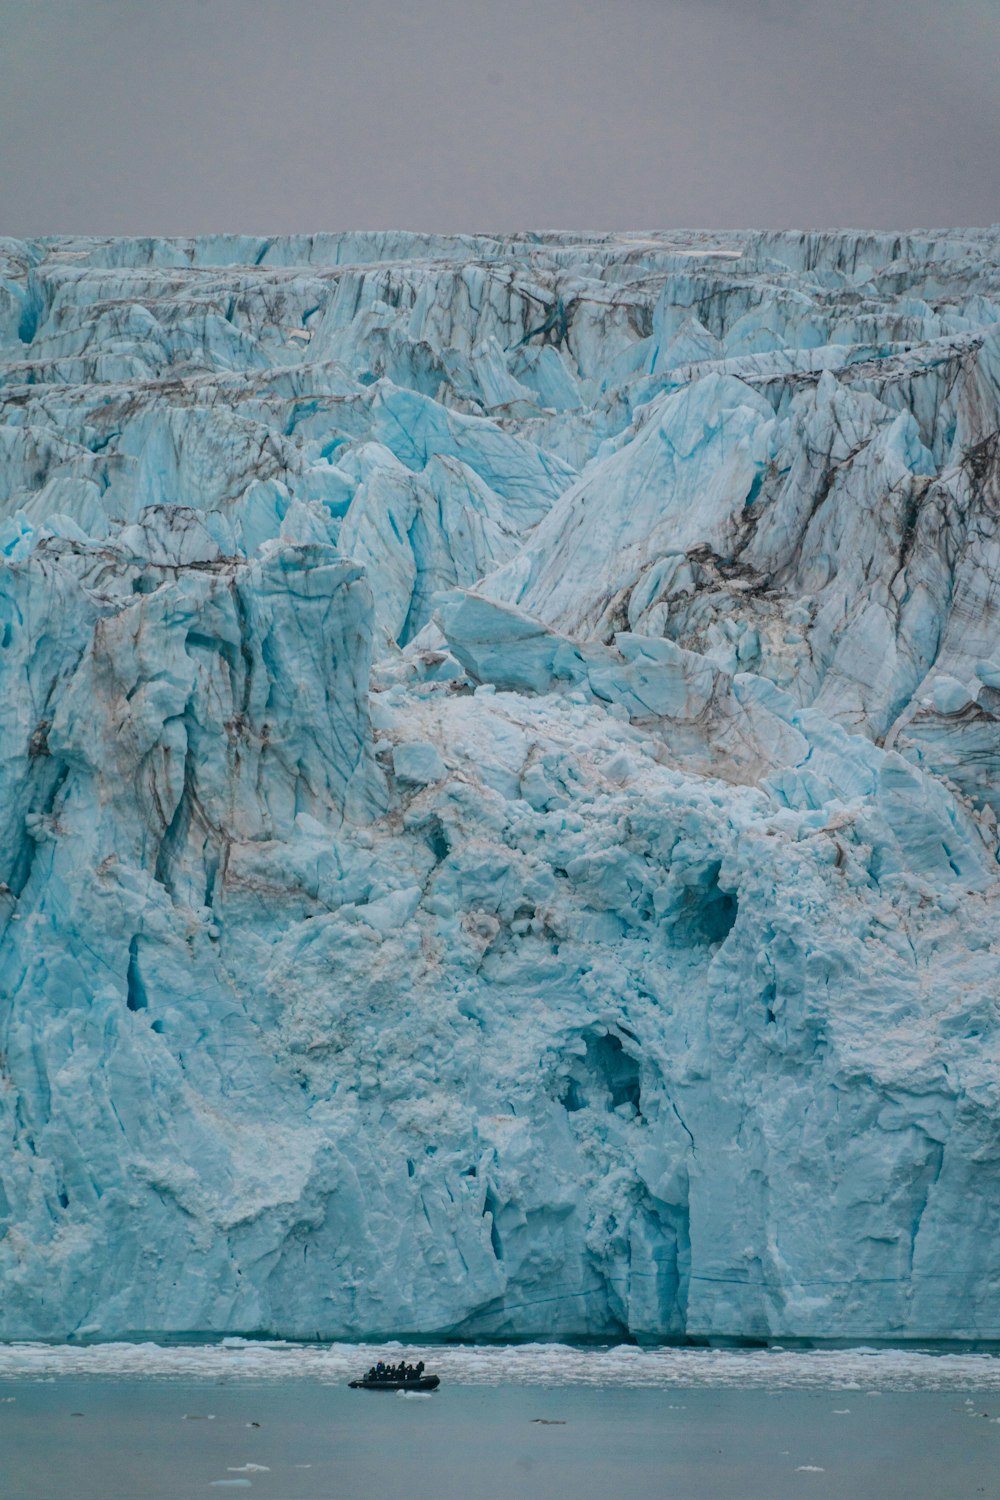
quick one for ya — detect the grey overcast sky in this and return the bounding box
[2,0,998,233]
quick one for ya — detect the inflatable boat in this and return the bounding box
[349,1374,440,1391]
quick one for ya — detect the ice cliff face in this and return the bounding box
[2,229,1000,1343]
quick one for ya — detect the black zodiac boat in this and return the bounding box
[349,1374,440,1391]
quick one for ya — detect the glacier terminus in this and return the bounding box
[1,229,1000,1345]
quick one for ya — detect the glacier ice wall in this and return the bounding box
[1,229,1000,1342]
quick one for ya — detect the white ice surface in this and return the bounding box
[1,1341,999,1392]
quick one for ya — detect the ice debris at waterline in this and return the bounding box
[3,1341,1000,1392]
[1,230,1000,1344]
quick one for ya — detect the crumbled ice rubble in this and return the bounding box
[0,1342,999,1392]
[1,232,1000,1345]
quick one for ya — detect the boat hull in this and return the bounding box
[348,1376,440,1391]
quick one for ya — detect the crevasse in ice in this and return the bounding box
[1,229,1000,1342]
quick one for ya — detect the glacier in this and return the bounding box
[1,229,1000,1343]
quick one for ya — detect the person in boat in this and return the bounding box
[415,1361,425,1379]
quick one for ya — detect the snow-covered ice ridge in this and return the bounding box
[2,1339,1000,1393]
[1,229,1000,1345]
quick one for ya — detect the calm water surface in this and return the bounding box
[2,1377,999,1499]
